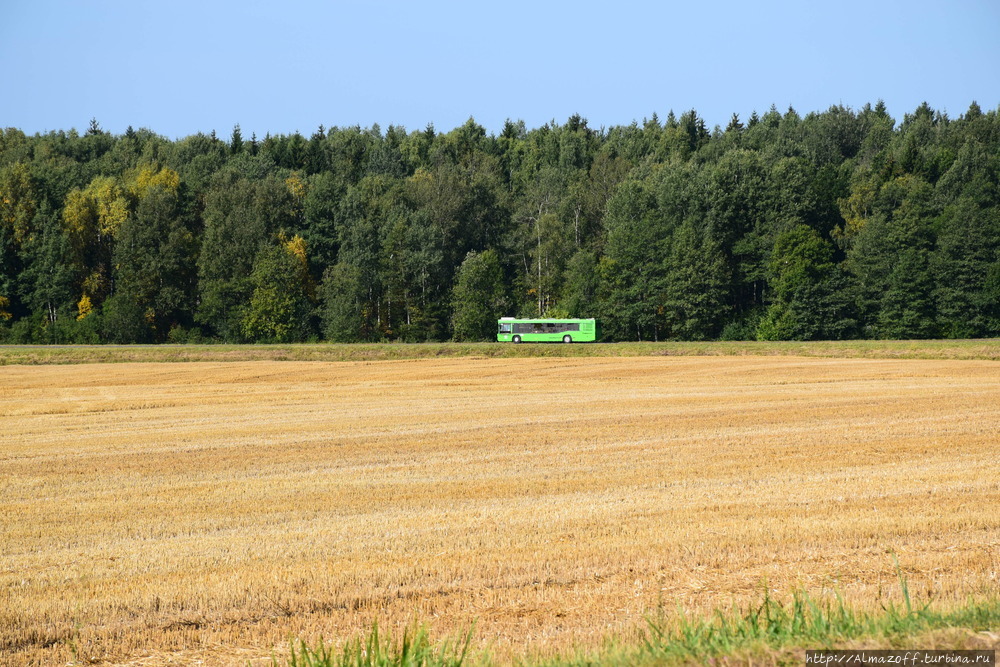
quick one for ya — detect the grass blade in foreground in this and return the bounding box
[283,621,476,667]
[554,588,1000,666]
[281,590,1000,666]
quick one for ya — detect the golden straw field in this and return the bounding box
[2,355,999,665]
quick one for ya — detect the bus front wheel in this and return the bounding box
[563,335,572,343]
[512,335,521,343]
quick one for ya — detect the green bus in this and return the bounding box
[496,318,599,343]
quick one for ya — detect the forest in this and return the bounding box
[1,101,998,344]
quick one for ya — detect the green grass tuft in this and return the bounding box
[2,339,999,365]
[279,621,476,667]
[277,585,1000,667]
[547,586,1000,666]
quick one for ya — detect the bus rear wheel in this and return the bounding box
[512,335,521,343]
[563,335,572,343]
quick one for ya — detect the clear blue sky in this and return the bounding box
[2,0,998,139]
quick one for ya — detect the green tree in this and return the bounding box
[113,185,195,339]
[230,124,244,155]
[100,291,150,343]
[335,175,400,338]
[876,247,937,339]
[451,249,507,341]
[662,220,730,340]
[561,249,598,317]
[400,209,450,341]
[319,262,366,342]
[599,178,668,340]
[757,224,856,340]
[17,203,76,340]
[514,167,567,315]
[197,173,293,340]
[242,240,313,342]
[844,175,937,337]
[301,170,344,275]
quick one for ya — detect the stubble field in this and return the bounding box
[2,355,999,665]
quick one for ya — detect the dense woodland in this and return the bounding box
[1,101,999,344]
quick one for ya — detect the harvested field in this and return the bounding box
[2,356,999,665]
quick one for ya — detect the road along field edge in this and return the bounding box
[1,339,999,365]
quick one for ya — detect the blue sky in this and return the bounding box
[2,0,998,139]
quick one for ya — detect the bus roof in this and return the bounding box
[497,317,594,322]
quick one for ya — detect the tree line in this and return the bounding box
[1,102,998,344]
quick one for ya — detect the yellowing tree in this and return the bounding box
[64,176,130,242]
[127,165,180,200]
[0,163,38,245]
[92,177,130,237]
[62,188,99,252]
[285,173,306,200]
[285,173,306,225]
[837,173,890,240]
[76,293,94,320]
[282,233,315,301]
[62,176,131,319]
